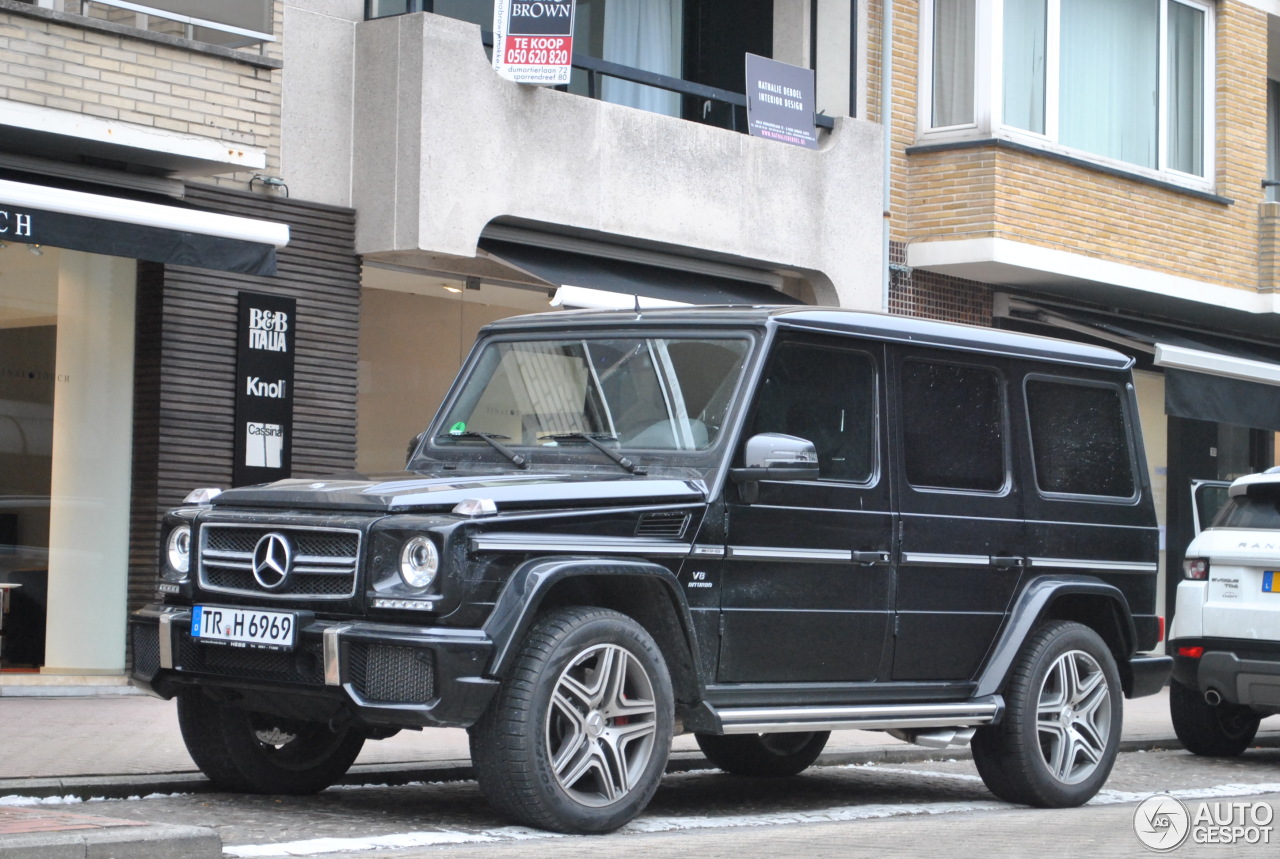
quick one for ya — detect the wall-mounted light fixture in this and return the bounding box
[27,244,43,256]
[249,174,290,197]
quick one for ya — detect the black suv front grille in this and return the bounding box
[198,524,361,600]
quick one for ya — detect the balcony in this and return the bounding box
[349,13,885,308]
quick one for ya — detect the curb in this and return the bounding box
[0,823,221,859]
[8,734,1278,803]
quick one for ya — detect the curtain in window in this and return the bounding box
[1060,0,1158,169]
[1167,1,1204,176]
[602,0,683,117]
[932,0,976,127]
[1002,0,1046,134]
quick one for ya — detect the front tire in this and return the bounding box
[469,606,674,834]
[695,731,830,777]
[177,690,365,794]
[971,620,1122,807]
[1169,678,1260,757]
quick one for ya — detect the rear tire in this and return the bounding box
[971,620,1122,807]
[695,731,830,777]
[177,690,365,794]
[469,606,673,834]
[1169,678,1260,757]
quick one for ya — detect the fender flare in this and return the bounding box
[973,574,1136,699]
[482,556,694,678]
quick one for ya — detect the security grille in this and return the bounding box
[198,524,361,600]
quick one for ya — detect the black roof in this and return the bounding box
[481,305,1133,370]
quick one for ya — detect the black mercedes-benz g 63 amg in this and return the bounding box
[130,306,1171,833]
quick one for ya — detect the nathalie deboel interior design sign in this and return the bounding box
[233,292,295,487]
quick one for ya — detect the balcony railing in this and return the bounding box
[65,0,274,51]
[478,32,833,135]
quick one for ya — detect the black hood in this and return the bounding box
[210,471,708,513]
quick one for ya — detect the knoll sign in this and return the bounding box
[233,292,295,487]
[492,0,576,85]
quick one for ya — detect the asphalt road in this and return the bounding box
[28,743,1280,858]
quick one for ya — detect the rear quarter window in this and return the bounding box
[1025,378,1135,499]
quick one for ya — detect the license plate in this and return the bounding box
[192,605,296,651]
[1265,572,1277,594]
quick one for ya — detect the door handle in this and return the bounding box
[990,555,1026,568]
[853,551,891,565]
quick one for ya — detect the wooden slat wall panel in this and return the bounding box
[127,185,360,619]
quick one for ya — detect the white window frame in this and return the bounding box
[917,0,1216,193]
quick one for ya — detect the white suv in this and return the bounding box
[1169,469,1280,755]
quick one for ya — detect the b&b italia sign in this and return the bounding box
[233,292,295,487]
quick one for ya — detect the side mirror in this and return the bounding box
[730,432,820,486]
[406,430,427,466]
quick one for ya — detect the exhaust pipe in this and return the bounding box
[1204,689,1222,706]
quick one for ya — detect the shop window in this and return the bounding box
[901,360,1005,491]
[1026,378,1135,498]
[745,342,877,482]
[923,0,1214,187]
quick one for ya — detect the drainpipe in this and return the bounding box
[881,0,893,311]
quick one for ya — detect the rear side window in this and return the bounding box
[1025,378,1135,498]
[901,360,1006,491]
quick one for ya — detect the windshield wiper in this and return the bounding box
[438,431,529,469]
[544,433,647,475]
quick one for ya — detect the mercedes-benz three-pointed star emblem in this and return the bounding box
[252,532,293,591]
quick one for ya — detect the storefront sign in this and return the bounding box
[492,0,575,85]
[233,292,295,487]
[745,54,819,150]
[0,202,278,275]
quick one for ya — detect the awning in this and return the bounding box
[998,296,1280,431]
[0,178,288,275]
[479,238,804,307]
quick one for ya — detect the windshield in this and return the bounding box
[437,336,752,452]
[1210,486,1280,530]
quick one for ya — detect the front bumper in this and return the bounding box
[128,604,498,729]
[1170,637,1280,710]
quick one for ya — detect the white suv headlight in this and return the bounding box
[399,536,439,589]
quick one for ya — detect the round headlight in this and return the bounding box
[399,536,439,589]
[166,525,191,575]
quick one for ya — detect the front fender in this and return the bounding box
[482,556,691,678]
[973,575,1136,699]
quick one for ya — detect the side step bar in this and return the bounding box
[714,697,1003,735]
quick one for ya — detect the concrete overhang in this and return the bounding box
[0,101,267,178]
[350,13,886,310]
[909,236,1280,339]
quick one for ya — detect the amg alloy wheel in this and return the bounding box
[972,620,1122,807]
[469,606,673,833]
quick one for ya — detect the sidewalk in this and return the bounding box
[0,687,1274,858]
